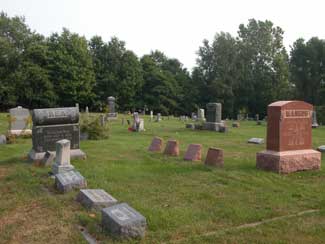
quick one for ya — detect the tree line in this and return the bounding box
[1,12,325,118]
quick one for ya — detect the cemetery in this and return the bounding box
[0,102,325,243]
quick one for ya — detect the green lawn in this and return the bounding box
[0,113,325,244]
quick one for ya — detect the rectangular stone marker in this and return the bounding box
[28,107,86,161]
[204,103,224,131]
[256,101,321,173]
[107,96,118,119]
[52,139,74,174]
[41,151,55,166]
[101,203,147,238]
[77,189,118,210]
[8,106,32,135]
[55,170,87,193]
[248,138,264,144]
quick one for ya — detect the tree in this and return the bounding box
[47,28,96,107]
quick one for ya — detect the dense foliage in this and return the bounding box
[1,12,325,118]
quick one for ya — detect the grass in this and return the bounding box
[0,112,325,243]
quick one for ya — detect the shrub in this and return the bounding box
[80,115,109,140]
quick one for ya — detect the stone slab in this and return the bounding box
[101,203,147,238]
[205,147,224,167]
[163,140,179,156]
[77,189,118,210]
[55,170,87,193]
[9,106,31,131]
[28,149,86,162]
[248,138,264,144]
[184,144,202,161]
[256,149,321,174]
[203,122,224,131]
[8,129,32,136]
[41,151,55,166]
[148,137,164,152]
[52,163,75,175]
[317,145,325,152]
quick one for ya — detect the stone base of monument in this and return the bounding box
[28,149,86,162]
[52,163,75,174]
[55,170,87,193]
[256,149,321,174]
[8,129,32,136]
[312,123,319,128]
[203,122,224,132]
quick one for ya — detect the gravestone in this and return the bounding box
[28,107,86,161]
[197,108,205,121]
[0,135,6,145]
[312,111,319,128]
[77,189,118,210]
[52,139,75,174]
[150,111,153,121]
[101,203,147,238]
[85,106,89,114]
[232,122,240,128]
[8,106,32,135]
[256,101,321,173]
[164,140,179,156]
[317,145,325,153]
[184,144,202,161]
[132,112,144,132]
[205,147,224,167]
[156,113,161,122]
[203,103,224,131]
[75,103,79,110]
[99,114,106,126]
[55,170,87,193]
[107,96,118,120]
[248,138,264,144]
[148,137,164,152]
[41,151,55,166]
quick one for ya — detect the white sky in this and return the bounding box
[1,0,325,70]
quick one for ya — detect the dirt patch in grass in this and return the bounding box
[0,166,10,179]
[0,201,81,244]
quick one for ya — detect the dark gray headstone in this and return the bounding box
[206,103,222,123]
[248,138,264,144]
[77,189,118,210]
[32,107,79,126]
[101,203,147,238]
[41,151,55,166]
[55,170,87,193]
[317,145,325,152]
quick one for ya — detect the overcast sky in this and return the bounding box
[1,0,325,70]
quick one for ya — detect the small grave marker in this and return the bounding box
[55,170,87,193]
[77,189,118,210]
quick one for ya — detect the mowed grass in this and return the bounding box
[0,112,325,243]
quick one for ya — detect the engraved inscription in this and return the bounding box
[283,110,311,119]
[283,120,308,146]
[111,207,137,221]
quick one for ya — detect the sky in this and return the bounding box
[1,0,325,70]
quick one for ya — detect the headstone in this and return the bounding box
[41,151,55,166]
[203,103,224,131]
[184,144,202,161]
[101,203,147,238]
[312,111,319,128]
[317,145,325,152]
[77,189,118,210]
[55,170,87,193]
[255,114,259,121]
[232,122,240,128]
[99,114,105,126]
[237,114,241,121]
[219,124,228,133]
[197,108,205,121]
[163,140,179,156]
[52,139,75,174]
[148,137,164,152]
[28,107,86,162]
[132,113,144,132]
[256,101,321,173]
[8,106,32,136]
[185,123,195,129]
[156,113,161,122]
[205,148,224,167]
[107,96,118,120]
[248,138,264,144]
[150,111,153,121]
[0,135,6,145]
[75,103,79,111]
[85,106,89,114]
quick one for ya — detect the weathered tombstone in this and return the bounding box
[232,122,240,128]
[256,101,321,173]
[85,106,89,114]
[107,96,118,120]
[205,147,224,167]
[8,106,32,136]
[203,103,224,131]
[163,140,179,156]
[156,113,161,122]
[312,111,319,128]
[191,112,197,120]
[237,114,241,121]
[197,108,205,121]
[75,103,79,111]
[255,114,259,121]
[184,144,202,161]
[132,112,144,132]
[77,189,118,210]
[52,139,75,174]
[41,151,55,166]
[0,135,6,145]
[28,107,86,161]
[150,111,153,121]
[55,170,87,193]
[248,138,264,144]
[101,203,147,238]
[148,137,164,152]
[99,114,106,126]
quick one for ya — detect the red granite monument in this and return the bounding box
[256,101,321,173]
